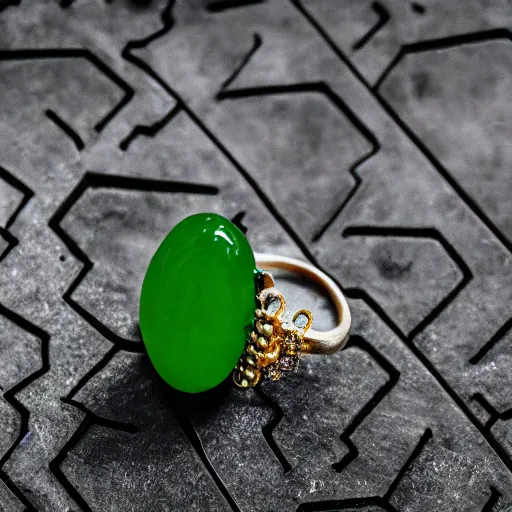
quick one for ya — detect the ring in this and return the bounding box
[139,213,351,393]
[233,253,351,388]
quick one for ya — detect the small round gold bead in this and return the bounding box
[248,345,260,357]
[262,323,273,337]
[257,336,268,349]
[265,349,279,362]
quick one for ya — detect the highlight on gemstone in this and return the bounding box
[139,213,256,393]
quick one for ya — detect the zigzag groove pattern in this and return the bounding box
[0,0,511,510]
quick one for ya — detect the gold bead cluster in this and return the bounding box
[233,288,312,389]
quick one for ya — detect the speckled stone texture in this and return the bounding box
[0,1,511,511]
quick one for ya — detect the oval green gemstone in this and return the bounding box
[139,213,256,393]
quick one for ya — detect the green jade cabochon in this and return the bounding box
[139,213,256,393]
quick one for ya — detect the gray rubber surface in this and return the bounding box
[0,1,511,511]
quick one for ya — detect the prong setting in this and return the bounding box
[233,286,313,389]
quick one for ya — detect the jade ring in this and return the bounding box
[139,213,351,393]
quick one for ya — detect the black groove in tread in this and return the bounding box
[230,211,248,234]
[164,389,242,512]
[372,30,512,256]
[49,417,95,512]
[0,304,50,511]
[60,346,138,434]
[0,0,20,13]
[374,29,512,89]
[351,2,390,51]
[471,393,512,432]
[0,164,37,510]
[0,165,34,230]
[293,1,512,261]
[206,0,265,12]
[332,336,400,472]
[119,103,181,151]
[50,349,139,512]
[45,109,85,151]
[346,290,512,475]
[0,48,134,133]
[343,226,473,340]
[218,33,262,92]
[217,81,379,244]
[123,30,320,266]
[0,227,18,265]
[255,387,292,473]
[470,317,512,365]
[383,428,433,501]
[482,487,502,511]
[312,148,378,243]
[217,82,378,147]
[298,428,432,511]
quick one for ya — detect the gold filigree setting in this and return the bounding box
[233,254,352,388]
[233,280,313,389]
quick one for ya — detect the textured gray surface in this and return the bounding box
[0,1,511,511]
